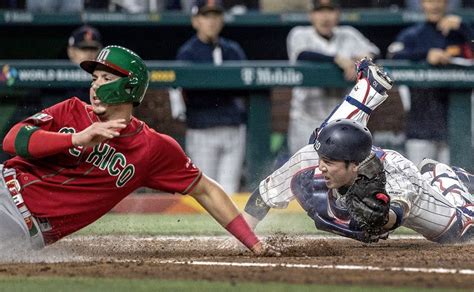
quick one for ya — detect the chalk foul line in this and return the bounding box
[155,260,474,275]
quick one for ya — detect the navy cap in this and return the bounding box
[68,25,102,49]
[311,0,340,11]
[191,0,224,16]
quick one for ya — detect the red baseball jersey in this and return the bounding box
[5,97,202,244]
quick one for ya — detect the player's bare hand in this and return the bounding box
[427,48,451,65]
[335,55,356,81]
[72,119,127,147]
[437,15,461,36]
[251,241,281,257]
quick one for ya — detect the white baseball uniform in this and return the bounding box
[258,78,474,243]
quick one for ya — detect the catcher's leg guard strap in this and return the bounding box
[344,96,372,115]
[244,188,270,221]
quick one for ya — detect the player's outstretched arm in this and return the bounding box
[188,174,273,256]
[3,122,73,158]
[216,189,268,251]
[242,188,271,229]
[3,119,126,159]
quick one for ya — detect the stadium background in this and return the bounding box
[1,8,473,188]
[0,4,474,291]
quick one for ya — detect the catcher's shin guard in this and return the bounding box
[434,208,474,243]
[324,58,393,127]
[419,158,471,205]
[419,158,474,243]
[453,166,474,194]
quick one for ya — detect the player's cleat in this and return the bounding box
[356,57,393,95]
[323,58,393,125]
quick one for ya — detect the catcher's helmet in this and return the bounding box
[80,45,149,106]
[314,119,372,163]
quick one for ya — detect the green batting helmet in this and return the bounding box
[80,45,149,106]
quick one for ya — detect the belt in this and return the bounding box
[4,173,39,237]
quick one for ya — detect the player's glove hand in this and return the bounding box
[350,220,390,243]
[346,153,390,236]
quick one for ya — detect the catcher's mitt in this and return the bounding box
[346,153,390,235]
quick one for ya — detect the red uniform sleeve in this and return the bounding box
[3,124,73,158]
[2,98,80,158]
[2,123,23,154]
[145,132,202,194]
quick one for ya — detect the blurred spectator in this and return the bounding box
[68,25,103,64]
[65,25,103,102]
[173,0,248,194]
[260,0,309,12]
[286,0,379,155]
[405,0,461,12]
[387,0,472,165]
[35,25,102,109]
[26,0,83,12]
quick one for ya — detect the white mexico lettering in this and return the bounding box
[59,127,135,187]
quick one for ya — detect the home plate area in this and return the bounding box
[0,234,473,289]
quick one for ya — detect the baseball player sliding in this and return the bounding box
[0,45,271,255]
[243,58,474,243]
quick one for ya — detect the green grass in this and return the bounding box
[0,277,460,292]
[79,212,416,236]
[78,213,316,235]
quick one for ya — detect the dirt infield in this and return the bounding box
[0,235,473,289]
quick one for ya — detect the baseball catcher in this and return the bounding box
[242,58,474,244]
